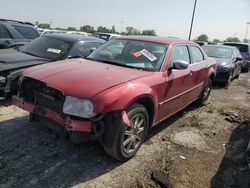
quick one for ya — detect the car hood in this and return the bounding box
[0,51,50,72]
[214,58,232,67]
[24,58,154,99]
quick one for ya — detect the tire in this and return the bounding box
[103,103,149,161]
[195,78,212,106]
[235,67,241,79]
[225,72,233,86]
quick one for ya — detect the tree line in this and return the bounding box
[36,22,156,36]
[196,34,249,43]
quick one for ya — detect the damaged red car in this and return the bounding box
[13,36,216,161]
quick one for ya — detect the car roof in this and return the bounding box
[95,32,121,37]
[0,18,35,27]
[223,42,250,46]
[44,33,106,43]
[115,35,196,45]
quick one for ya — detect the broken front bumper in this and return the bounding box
[12,96,92,133]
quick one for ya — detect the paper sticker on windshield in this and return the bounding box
[47,48,61,54]
[133,51,142,57]
[140,49,157,61]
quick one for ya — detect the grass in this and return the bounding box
[181,114,204,127]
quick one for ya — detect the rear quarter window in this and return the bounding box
[0,24,12,39]
[189,46,204,63]
[12,25,39,39]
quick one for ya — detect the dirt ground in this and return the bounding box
[0,72,249,188]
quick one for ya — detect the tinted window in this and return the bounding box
[88,39,168,71]
[0,25,12,39]
[202,46,233,59]
[171,46,190,66]
[189,46,204,63]
[70,42,102,57]
[224,43,249,57]
[12,25,39,39]
[20,36,73,60]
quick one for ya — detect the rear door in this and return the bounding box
[0,24,14,49]
[187,45,207,101]
[233,48,243,75]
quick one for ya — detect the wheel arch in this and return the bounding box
[129,96,155,128]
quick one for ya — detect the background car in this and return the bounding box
[0,18,40,49]
[223,42,250,72]
[13,36,216,161]
[0,33,105,97]
[93,32,121,41]
[202,45,243,85]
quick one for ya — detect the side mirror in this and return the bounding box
[172,60,189,70]
[236,57,243,61]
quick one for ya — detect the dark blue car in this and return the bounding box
[202,45,243,86]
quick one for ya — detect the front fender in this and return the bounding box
[92,83,158,114]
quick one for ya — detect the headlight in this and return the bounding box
[63,96,96,118]
[221,62,231,67]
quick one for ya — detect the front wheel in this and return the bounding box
[103,103,149,161]
[195,78,212,106]
[225,72,233,86]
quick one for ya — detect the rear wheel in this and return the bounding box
[195,78,212,106]
[103,103,149,161]
[235,67,241,79]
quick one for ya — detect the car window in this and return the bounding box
[232,48,238,58]
[189,46,204,63]
[202,46,233,59]
[20,36,73,60]
[11,25,39,39]
[0,24,12,39]
[70,42,102,57]
[224,43,249,58]
[88,39,168,71]
[170,46,190,67]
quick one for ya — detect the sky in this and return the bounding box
[1,0,250,41]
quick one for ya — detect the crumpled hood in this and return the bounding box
[24,58,154,99]
[0,51,50,72]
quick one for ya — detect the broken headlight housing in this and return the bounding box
[63,96,96,118]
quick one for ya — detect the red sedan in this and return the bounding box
[13,36,216,161]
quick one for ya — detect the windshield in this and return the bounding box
[202,46,232,59]
[20,36,73,60]
[87,39,168,71]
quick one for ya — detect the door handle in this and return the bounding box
[189,71,193,76]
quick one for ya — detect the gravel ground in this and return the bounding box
[0,72,249,188]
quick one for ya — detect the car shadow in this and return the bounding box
[0,98,12,107]
[210,121,250,188]
[0,104,199,187]
[212,83,228,90]
[146,105,197,141]
[0,116,121,188]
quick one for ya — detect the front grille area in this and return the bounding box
[19,77,65,114]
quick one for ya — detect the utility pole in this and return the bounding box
[120,21,124,34]
[244,22,250,42]
[188,0,197,40]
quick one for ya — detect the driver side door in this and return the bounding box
[157,45,194,122]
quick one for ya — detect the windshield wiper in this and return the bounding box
[85,57,154,71]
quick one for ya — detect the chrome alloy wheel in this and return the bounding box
[122,113,146,154]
